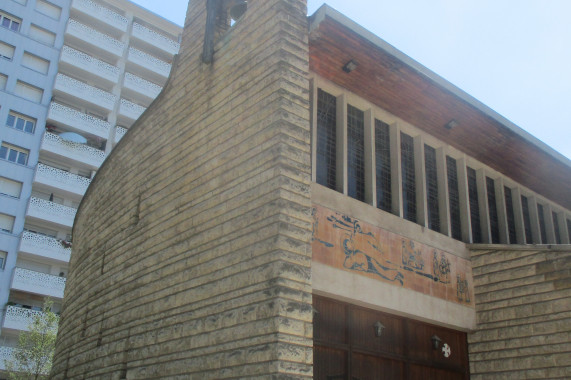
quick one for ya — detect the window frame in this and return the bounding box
[0,142,30,166]
[6,111,36,134]
[0,11,22,32]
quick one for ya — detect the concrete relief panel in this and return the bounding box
[312,204,474,307]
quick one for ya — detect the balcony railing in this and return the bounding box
[19,231,72,263]
[48,102,111,139]
[65,19,125,58]
[123,72,162,100]
[127,48,171,78]
[71,0,128,32]
[26,197,77,228]
[114,126,127,143]
[132,23,180,55]
[119,99,146,121]
[10,268,66,299]
[60,45,120,84]
[0,346,15,371]
[2,306,59,332]
[41,132,106,169]
[54,74,117,111]
[34,163,91,196]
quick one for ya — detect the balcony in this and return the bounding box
[0,347,15,371]
[65,19,125,60]
[131,22,180,56]
[34,163,91,197]
[10,268,66,299]
[40,132,106,169]
[71,0,128,33]
[127,47,171,81]
[19,231,72,263]
[122,72,162,104]
[48,102,111,140]
[26,197,77,228]
[114,126,127,144]
[2,306,59,332]
[59,45,120,86]
[119,99,146,122]
[53,74,117,112]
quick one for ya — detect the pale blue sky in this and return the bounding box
[131,0,571,160]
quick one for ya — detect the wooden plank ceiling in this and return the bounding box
[309,16,571,210]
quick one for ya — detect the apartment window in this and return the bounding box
[0,73,6,90]
[424,145,439,231]
[447,156,461,240]
[567,219,571,243]
[375,119,391,212]
[0,176,23,198]
[35,0,62,20]
[0,251,6,270]
[504,187,517,244]
[22,52,49,74]
[552,212,561,244]
[0,41,15,60]
[316,89,337,190]
[486,177,500,243]
[6,111,35,133]
[521,195,533,244]
[537,203,547,244]
[347,104,365,202]
[0,11,21,32]
[29,24,56,46]
[0,213,15,233]
[467,167,482,243]
[401,132,416,223]
[14,81,43,103]
[0,142,29,165]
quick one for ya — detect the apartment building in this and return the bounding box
[0,0,180,370]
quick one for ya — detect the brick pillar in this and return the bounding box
[51,0,312,378]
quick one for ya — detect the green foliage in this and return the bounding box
[4,299,58,380]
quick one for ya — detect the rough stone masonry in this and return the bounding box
[50,0,313,378]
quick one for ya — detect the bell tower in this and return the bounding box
[50,0,313,378]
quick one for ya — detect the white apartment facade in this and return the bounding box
[0,0,181,370]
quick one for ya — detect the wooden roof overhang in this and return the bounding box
[308,6,571,210]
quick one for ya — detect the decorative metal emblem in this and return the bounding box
[442,343,451,358]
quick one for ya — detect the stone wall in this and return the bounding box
[469,245,571,379]
[50,0,313,378]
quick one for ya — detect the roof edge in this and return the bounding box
[309,4,571,168]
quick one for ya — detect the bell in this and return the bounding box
[229,0,247,21]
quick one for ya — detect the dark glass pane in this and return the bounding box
[0,146,7,159]
[347,104,365,202]
[6,114,15,127]
[10,21,20,31]
[486,177,500,243]
[25,121,34,133]
[447,156,461,240]
[17,152,27,165]
[424,145,439,231]
[467,168,482,243]
[316,89,337,190]
[8,149,18,162]
[537,204,547,244]
[521,195,533,244]
[2,19,10,28]
[552,212,561,244]
[504,187,517,244]
[375,119,391,212]
[15,118,25,130]
[567,219,571,244]
[401,133,416,223]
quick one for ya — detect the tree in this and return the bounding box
[4,299,58,380]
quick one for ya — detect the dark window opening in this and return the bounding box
[552,212,561,244]
[424,145,439,232]
[521,196,533,244]
[347,105,365,202]
[467,168,482,243]
[504,187,517,244]
[486,177,500,244]
[401,133,416,223]
[447,156,461,240]
[375,119,391,212]
[316,89,337,190]
[537,204,547,244]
